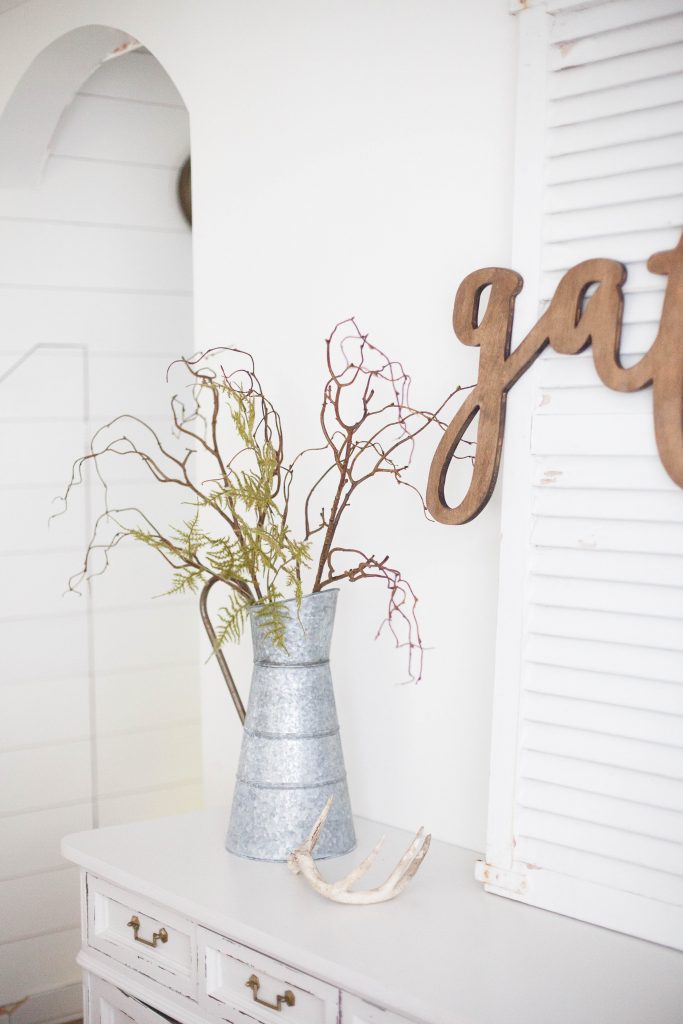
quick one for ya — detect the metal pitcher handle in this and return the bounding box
[199,576,246,725]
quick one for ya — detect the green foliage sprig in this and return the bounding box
[60,350,310,652]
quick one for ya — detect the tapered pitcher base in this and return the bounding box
[226,779,356,861]
[225,589,355,862]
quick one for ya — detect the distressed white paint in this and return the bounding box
[63,810,683,1024]
[485,0,683,950]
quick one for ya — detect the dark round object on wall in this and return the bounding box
[178,156,192,227]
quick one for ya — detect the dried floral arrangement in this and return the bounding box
[60,319,463,682]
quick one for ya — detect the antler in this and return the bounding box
[287,797,431,904]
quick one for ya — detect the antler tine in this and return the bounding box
[339,835,386,891]
[380,827,427,891]
[384,833,432,898]
[307,795,334,852]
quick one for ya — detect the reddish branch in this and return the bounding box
[301,318,466,682]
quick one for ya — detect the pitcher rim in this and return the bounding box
[247,588,339,617]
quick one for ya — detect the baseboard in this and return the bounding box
[6,984,82,1024]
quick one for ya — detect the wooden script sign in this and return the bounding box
[427,233,683,525]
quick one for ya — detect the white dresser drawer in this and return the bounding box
[199,927,339,1024]
[87,974,184,1024]
[87,875,197,999]
[341,995,419,1024]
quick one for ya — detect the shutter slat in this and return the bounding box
[534,387,654,418]
[550,0,683,43]
[548,43,683,99]
[518,778,683,844]
[526,634,683,685]
[531,546,683,588]
[523,691,683,746]
[524,722,683,781]
[543,227,680,270]
[550,74,683,128]
[531,486,683,523]
[531,515,683,555]
[516,839,683,905]
[524,663,683,717]
[542,263,672,300]
[550,14,683,71]
[549,103,683,158]
[545,165,683,214]
[529,573,683,617]
[544,195,683,242]
[516,807,683,876]
[532,414,658,458]
[520,750,683,812]
[515,834,683,905]
[548,134,683,184]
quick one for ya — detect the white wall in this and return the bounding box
[0,0,518,856]
[0,0,517,914]
[0,50,200,1010]
[187,0,517,850]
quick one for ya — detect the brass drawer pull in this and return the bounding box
[127,914,168,948]
[245,974,295,1012]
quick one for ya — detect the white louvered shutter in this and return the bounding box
[482,0,683,950]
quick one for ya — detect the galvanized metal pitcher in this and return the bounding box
[202,585,356,861]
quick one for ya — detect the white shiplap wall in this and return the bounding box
[484,0,683,950]
[0,52,201,1015]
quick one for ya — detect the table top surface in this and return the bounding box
[63,810,683,1024]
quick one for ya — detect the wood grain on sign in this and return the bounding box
[427,232,683,525]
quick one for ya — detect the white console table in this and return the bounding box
[62,811,683,1024]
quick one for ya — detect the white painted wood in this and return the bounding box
[548,42,683,99]
[0,162,186,228]
[550,74,683,127]
[87,876,197,1000]
[484,0,552,880]
[51,95,189,167]
[97,784,203,829]
[95,663,199,734]
[550,13,683,70]
[0,868,80,943]
[88,974,181,1024]
[484,0,683,952]
[0,291,193,353]
[0,804,92,881]
[79,53,184,106]
[546,164,683,214]
[0,929,81,1007]
[341,993,415,1024]
[91,603,198,676]
[96,723,201,797]
[520,748,683,812]
[200,928,338,1024]
[0,221,190,291]
[0,742,92,815]
[550,0,683,40]
[0,615,89,685]
[62,811,683,1024]
[0,48,199,1007]
[548,133,683,183]
[523,662,683,716]
[7,982,83,1024]
[0,676,90,749]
